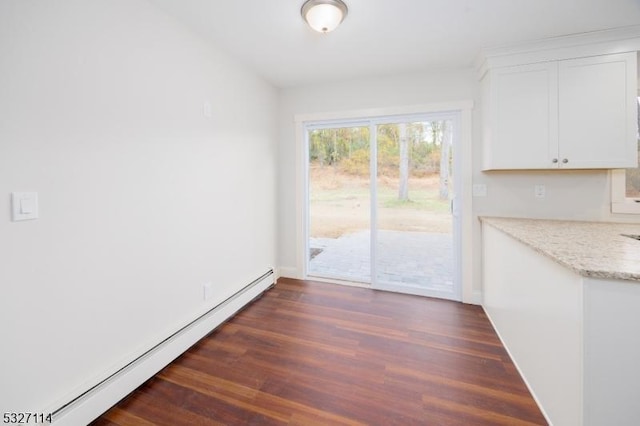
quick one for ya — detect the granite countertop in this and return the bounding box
[480,217,640,282]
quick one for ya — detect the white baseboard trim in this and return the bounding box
[277,266,300,279]
[51,271,274,426]
[470,290,483,305]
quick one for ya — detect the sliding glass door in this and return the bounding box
[305,113,461,301]
[373,119,455,297]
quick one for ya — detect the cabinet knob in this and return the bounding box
[562,158,569,164]
[552,158,558,164]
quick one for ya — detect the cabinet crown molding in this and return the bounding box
[476,25,640,79]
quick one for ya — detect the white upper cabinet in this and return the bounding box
[483,62,558,169]
[559,53,637,168]
[482,52,638,170]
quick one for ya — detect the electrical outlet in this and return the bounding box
[203,282,213,300]
[472,184,487,197]
[534,184,546,198]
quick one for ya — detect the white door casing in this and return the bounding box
[294,102,474,302]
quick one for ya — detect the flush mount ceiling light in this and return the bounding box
[301,0,348,33]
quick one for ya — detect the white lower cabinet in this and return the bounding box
[482,224,640,426]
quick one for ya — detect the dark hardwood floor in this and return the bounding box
[92,278,547,425]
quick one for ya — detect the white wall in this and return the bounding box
[0,0,277,415]
[277,66,640,303]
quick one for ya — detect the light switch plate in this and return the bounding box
[203,282,213,300]
[11,192,39,221]
[203,101,212,118]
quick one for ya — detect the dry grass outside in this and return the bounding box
[310,166,452,239]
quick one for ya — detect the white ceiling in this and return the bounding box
[150,0,640,88]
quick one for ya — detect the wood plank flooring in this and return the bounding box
[92,278,547,425]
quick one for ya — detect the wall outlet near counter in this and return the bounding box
[534,184,546,198]
[472,184,487,197]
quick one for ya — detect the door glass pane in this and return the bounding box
[308,126,371,283]
[375,120,454,293]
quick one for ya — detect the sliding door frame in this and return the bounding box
[294,102,474,302]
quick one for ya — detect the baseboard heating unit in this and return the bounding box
[50,269,275,426]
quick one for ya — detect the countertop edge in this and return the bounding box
[480,216,640,283]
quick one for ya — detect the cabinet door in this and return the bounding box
[483,62,558,170]
[558,52,638,168]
